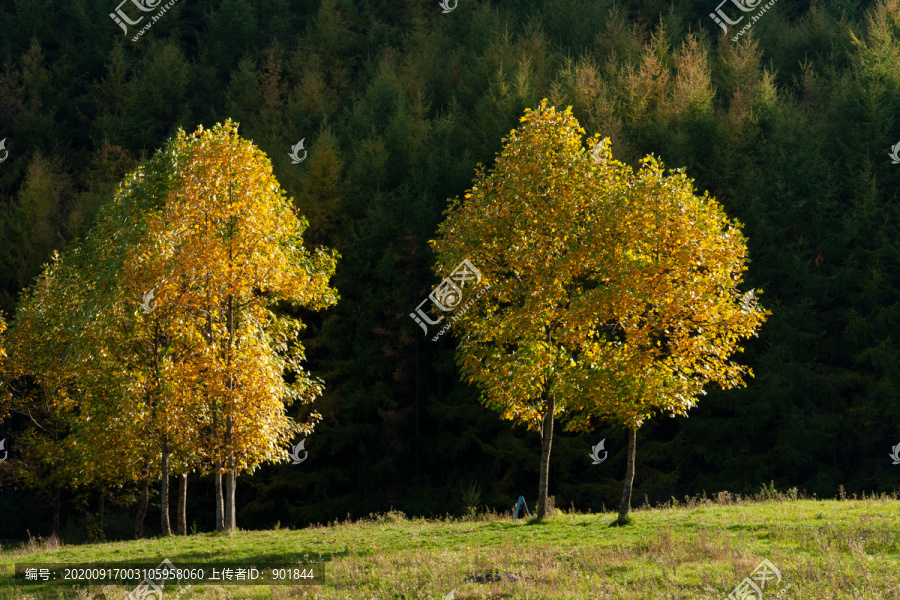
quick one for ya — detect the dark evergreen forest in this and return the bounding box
[1,0,899,541]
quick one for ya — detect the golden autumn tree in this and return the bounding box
[5,188,191,539]
[431,100,767,521]
[95,152,207,537]
[561,146,769,525]
[30,146,206,538]
[137,121,339,532]
[7,120,339,537]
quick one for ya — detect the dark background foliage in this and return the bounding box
[1,0,899,541]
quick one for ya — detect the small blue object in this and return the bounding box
[512,496,530,519]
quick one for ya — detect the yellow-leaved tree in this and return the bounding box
[136,121,340,532]
[431,100,768,522]
[6,120,339,536]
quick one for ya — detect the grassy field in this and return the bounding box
[1,489,899,599]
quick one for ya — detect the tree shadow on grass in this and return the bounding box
[608,515,635,527]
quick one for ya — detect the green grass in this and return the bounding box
[2,492,899,599]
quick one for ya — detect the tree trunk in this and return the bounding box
[214,460,224,531]
[52,487,61,538]
[225,454,236,532]
[616,427,637,525]
[536,392,556,519]
[135,480,149,539]
[99,490,105,536]
[177,472,188,535]
[224,289,237,534]
[160,439,171,535]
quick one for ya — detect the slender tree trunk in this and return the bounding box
[214,461,224,532]
[99,490,105,537]
[536,392,556,519]
[225,412,236,532]
[206,277,224,533]
[211,395,225,532]
[177,472,188,535]
[617,427,638,525]
[52,487,61,538]
[135,480,149,539]
[223,285,237,534]
[225,461,236,533]
[160,439,171,535]
[50,406,62,539]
